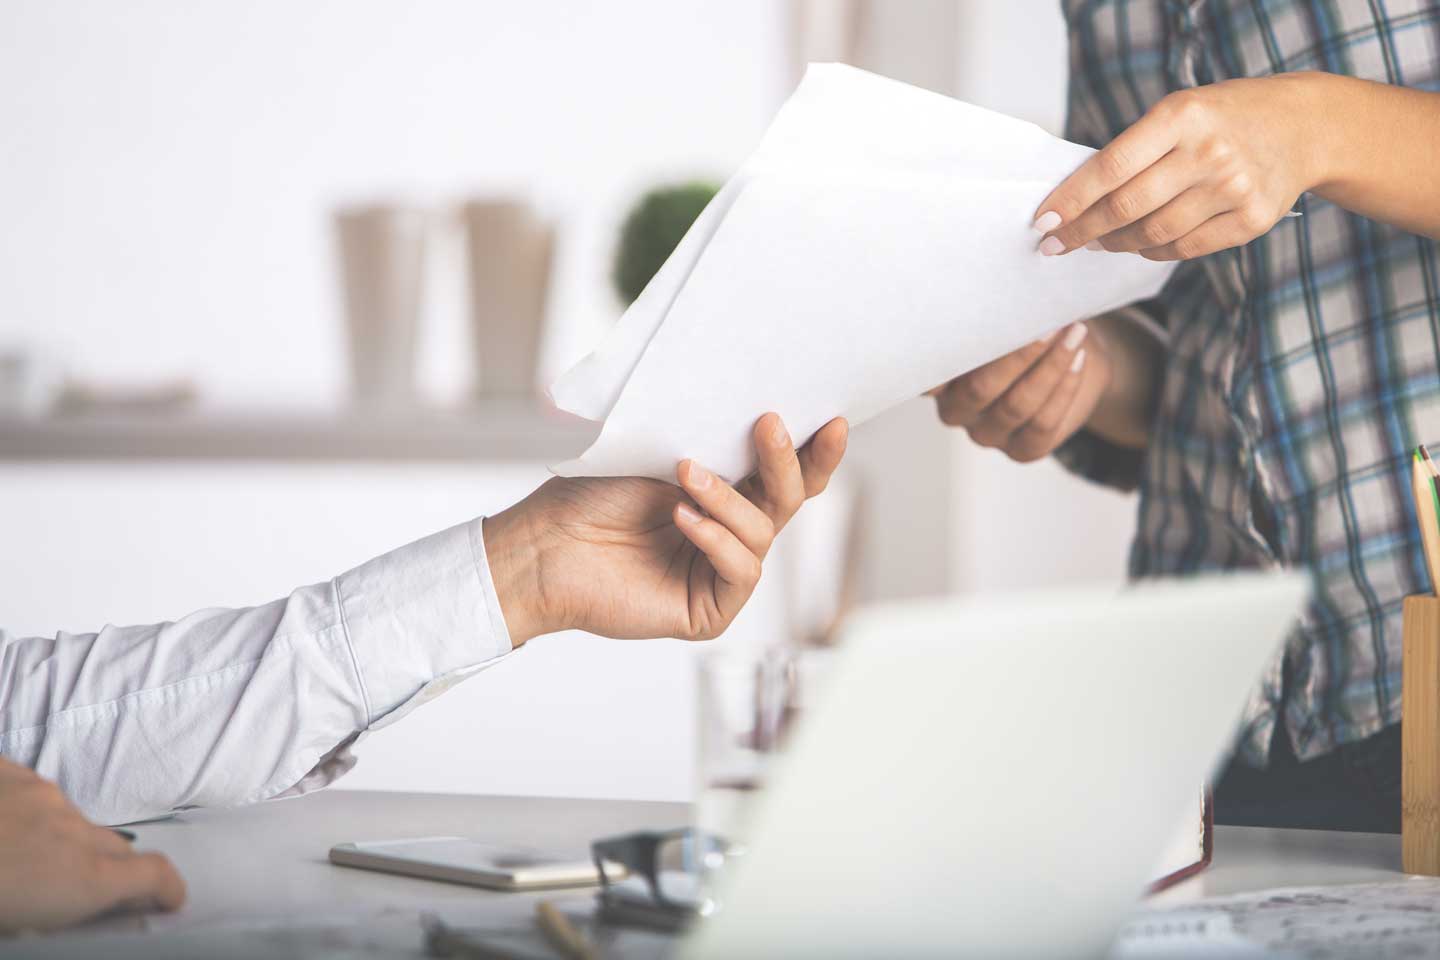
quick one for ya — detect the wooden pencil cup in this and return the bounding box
[1404,594,1440,875]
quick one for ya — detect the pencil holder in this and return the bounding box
[1403,594,1440,875]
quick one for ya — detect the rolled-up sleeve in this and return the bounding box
[0,518,512,825]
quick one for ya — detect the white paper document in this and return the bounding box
[1112,880,1440,959]
[551,63,1176,482]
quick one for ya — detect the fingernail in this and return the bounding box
[676,503,702,525]
[1039,236,1065,257]
[1070,348,1086,373]
[770,417,790,447]
[686,461,713,490]
[1063,322,1088,350]
[1032,210,1062,233]
[1085,240,1104,252]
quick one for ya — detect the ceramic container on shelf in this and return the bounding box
[461,199,554,401]
[334,204,427,410]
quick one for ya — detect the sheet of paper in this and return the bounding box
[1112,881,1440,959]
[550,63,1176,482]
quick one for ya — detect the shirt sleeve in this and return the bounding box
[0,518,513,825]
[1061,13,1114,151]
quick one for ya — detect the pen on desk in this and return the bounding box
[1412,446,1440,595]
[535,900,597,960]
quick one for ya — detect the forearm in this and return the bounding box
[1302,72,1440,238]
[1084,311,1164,450]
[0,519,511,824]
[0,603,365,825]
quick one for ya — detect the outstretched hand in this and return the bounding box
[484,413,849,645]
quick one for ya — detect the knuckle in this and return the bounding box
[1004,438,1046,463]
[1098,146,1132,183]
[1223,170,1253,200]
[1238,202,1272,234]
[1138,217,1173,247]
[1031,408,1065,436]
[1198,136,1233,168]
[1172,235,1205,260]
[968,425,1006,449]
[1153,91,1186,119]
[993,392,1033,424]
[1164,90,1205,124]
[1104,190,1139,221]
[957,374,994,408]
[1054,195,1087,225]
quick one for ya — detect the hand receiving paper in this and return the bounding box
[484,414,847,646]
[930,321,1110,462]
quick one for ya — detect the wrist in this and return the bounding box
[1285,71,1363,195]
[1085,312,1159,450]
[481,504,552,648]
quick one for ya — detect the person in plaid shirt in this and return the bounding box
[931,1,1440,832]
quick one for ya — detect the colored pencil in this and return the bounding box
[1413,447,1440,595]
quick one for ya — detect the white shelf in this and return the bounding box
[0,404,599,463]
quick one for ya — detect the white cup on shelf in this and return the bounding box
[334,204,428,411]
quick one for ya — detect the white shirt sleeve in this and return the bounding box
[0,517,514,825]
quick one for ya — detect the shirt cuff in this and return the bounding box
[334,517,514,726]
[1053,429,1144,492]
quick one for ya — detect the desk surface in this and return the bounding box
[16,789,1409,956]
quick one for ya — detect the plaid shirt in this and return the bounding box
[1055,0,1440,764]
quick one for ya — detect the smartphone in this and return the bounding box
[329,836,621,891]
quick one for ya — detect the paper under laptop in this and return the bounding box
[550,63,1175,482]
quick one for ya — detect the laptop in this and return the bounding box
[686,573,1307,959]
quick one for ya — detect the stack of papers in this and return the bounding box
[1113,880,1440,958]
[551,63,1175,483]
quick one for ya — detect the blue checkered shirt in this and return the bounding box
[1055,0,1440,764]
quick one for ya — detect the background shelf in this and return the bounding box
[0,404,599,463]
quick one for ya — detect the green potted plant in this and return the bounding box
[612,182,720,306]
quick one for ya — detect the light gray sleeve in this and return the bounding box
[0,518,513,825]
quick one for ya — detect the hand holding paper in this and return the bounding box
[551,64,1175,483]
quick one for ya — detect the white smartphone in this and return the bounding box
[329,836,620,891]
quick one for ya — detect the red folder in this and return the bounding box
[1149,787,1213,893]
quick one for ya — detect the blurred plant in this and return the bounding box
[612,181,720,306]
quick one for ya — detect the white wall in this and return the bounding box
[0,0,788,403]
